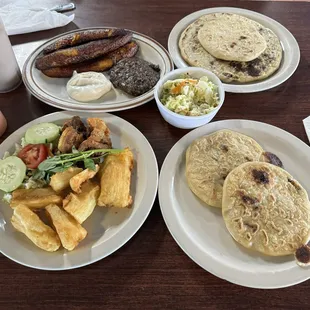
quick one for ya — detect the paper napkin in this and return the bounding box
[303,116,310,142]
[0,0,74,35]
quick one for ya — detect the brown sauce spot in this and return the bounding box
[230,42,237,48]
[262,152,283,168]
[210,61,214,66]
[295,245,310,264]
[288,178,301,191]
[221,145,229,152]
[259,28,263,33]
[223,72,233,78]
[244,222,258,233]
[230,61,243,72]
[247,67,261,77]
[241,194,259,205]
[245,156,251,161]
[252,169,269,184]
[239,36,247,40]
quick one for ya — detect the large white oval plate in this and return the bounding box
[159,120,310,288]
[0,112,158,270]
[168,7,300,93]
[23,28,173,112]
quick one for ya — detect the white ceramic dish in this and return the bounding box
[0,111,158,270]
[22,27,174,112]
[159,120,310,289]
[154,67,225,129]
[168,7,300,93]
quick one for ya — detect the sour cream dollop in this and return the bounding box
[66,71,112,102]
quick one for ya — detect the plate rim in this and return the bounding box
[159,119,310,289]
[167,7,300,93]
[0,111,159,270]
[22,27,174,112]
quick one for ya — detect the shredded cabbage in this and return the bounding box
[161,76,219,116]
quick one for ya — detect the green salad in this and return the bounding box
[160,75,220,116]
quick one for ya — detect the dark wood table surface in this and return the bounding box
[1,0,310,309]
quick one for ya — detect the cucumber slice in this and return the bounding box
[0,156,26,192]
[25,123,60,144]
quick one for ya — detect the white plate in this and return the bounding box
[0,112,158,270]
[22,28,174,112]
[168,7,300,93]
[159,120,310,289]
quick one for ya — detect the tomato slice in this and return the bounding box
[18,144,48,169]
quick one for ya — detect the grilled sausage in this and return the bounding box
[35,33,133,70]
[41,42,139,78]
[43,29,129,54]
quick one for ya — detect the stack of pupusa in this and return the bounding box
[179,13,283,83]
[185,130,310,262]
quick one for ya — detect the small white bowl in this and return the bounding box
[154,67,225,129]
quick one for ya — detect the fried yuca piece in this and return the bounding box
[97,148,134,208]
[42,41,139,78]
[46,204,87,251]
[70,165,99,193]
[10,187,62,209]
[11,205,61,252]
[50,167,83,192]
[63,181,100,224]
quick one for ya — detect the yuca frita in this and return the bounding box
[179,13,282,83]
[1,116,134,252]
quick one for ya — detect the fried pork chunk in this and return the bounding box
[78,118,112,151]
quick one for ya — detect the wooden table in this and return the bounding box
[1,0,310,308]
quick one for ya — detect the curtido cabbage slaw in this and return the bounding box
[160,76,220,116]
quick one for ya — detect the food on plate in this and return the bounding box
[98,148,134,208]
[179,13,282,83]
[66,71,112,102]
[109,57,160,96]
[197,13,267,62]
[35,28,162,99]
[186,130,263,208]
[70,165,99,193]
[43,28,129,54]
[259,151,283,168]
[63,181,100,224]
[0,156,26,192]
[11,204,61,252]
[0,111,7,137]
[295,244,310,267]
[160,75,219,116]
[50,167,83,192]
[1,115,134,253]
[35,33,133,70]
[42,42,139,78]
[18,144,49,169]
[10,187,62,209]
[25,122,60,144]
[58,126,84,153]
[222,162,310,256]
[45,204,87,251]
[78,118,112,151]
[57,116,112,153]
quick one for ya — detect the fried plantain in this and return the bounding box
[41,41,139,78]
[43,29,128,54]
[35,33,133,70]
